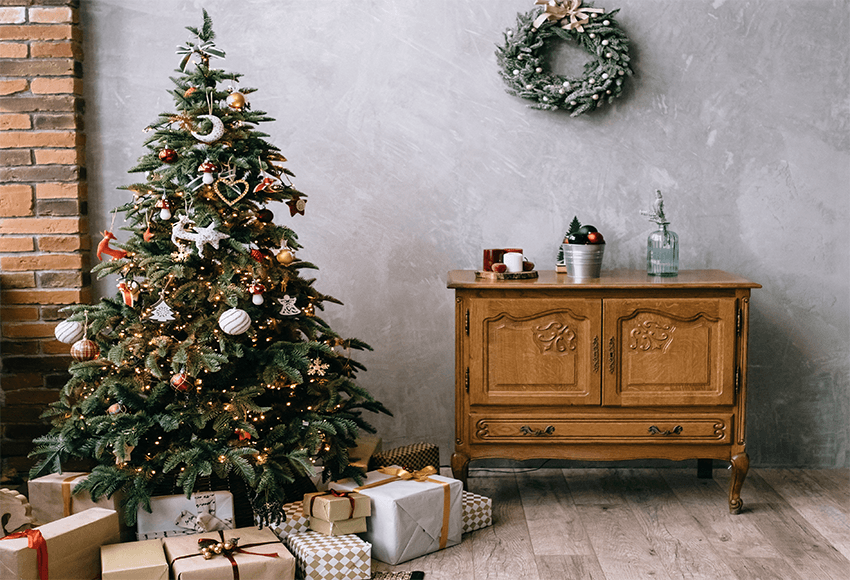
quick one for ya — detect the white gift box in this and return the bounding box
[329,467,462,565]
[254,501,309,541]
[136,490,234,540]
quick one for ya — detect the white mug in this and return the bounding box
[503,251,523,273]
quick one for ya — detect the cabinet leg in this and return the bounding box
[729,452,749,514]
[697,459,713,479]
[451,452,470,490]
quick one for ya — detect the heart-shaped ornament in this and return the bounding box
[214,178,250,206]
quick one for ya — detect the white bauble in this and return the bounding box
[160,207,172,220]
[54,319,84,344]
[252,294,264,305]
[218,308,251,335]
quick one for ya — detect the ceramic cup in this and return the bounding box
[483,249,506,272]
[503,251,524,273]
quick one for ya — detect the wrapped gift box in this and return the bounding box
[0,507,120,580]
[286,531,370,580]
[101,538,168,580]
[370,442,439,473]
[137,490,233,540]
[27,471,132,540]
[348,434,382,472]
[255,501,309,541]
[308,516,367,536]
[303,491,370,522]
[163,526,294,580]
[330,467,462,565]
[462,491,493,533]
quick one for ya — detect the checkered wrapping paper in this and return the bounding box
[255,500,309,540]
[370,442,439,472]
[286,531,371,580]
[462,491,492,533]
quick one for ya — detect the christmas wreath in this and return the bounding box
[496,0,633,116]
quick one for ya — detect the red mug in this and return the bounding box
[483,249,506,271]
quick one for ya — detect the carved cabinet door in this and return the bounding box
[468,298,602,406]
[602,298,737,406]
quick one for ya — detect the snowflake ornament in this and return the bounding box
[307,358,329,377]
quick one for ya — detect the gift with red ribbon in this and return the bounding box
[162,526,295,580]
[0,507,120,580]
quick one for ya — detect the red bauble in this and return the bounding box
[587,232,605,244]
[256,209,274,222]
[158,148,178,163]
[70,339,99,361]
[170,372,192,391]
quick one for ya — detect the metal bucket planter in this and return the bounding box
[562,243,605,279]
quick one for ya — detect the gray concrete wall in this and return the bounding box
[81,0,849,467]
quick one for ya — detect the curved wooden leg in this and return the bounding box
[729,452,749,514]
[451,452,470,490]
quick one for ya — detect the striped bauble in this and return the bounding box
[70,339,99,361]
[54,319,85,344]
[218,308,251,335]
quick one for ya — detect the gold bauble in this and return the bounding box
[226,92,246,110]
[276,249,294,265]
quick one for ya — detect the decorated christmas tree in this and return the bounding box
[29,11,389,524]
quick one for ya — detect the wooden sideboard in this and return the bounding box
[448,269,760,513]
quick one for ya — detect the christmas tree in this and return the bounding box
[30,11,390,524]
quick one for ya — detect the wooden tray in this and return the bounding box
[475,270,539,280]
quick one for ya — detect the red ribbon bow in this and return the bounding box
[2,528,48,580]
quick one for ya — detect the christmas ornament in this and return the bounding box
[213,177,250,206]
[117,279,141,307]
[158,148,178,163]
[190,114,225,143]
[226,91,246,110]
[96,230,127,261]
[70,338,99,361]
[218,307,251,335]
[54,319,84,344]
[253,177,277,194]
[235,428,251,441]
[278,295,301,316]
[307,358,329,377]
[171,214,230,254]
[147,295,176,322]
[155,194,172,220]
[276,249,294,265]
[143,224,154,242]
[198,160,217,185]
[496,0,632,116]
[106,402,126,415]
[184,86,197,97]
[170,370,192,391]
[256,208,274,222]
[248,282,266,305]
[286,196,306,216]
[249,247,266,262]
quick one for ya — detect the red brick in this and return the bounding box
[1,340,40,355]
[0,272,36,288]
[30,77,79,94]
[0,373,43,391]
[0,130,75,148]
[0,236,34,252]
[1,59,75,76]
[0,24,76,41]
[31,40,80,59]
[38,234,87,251]
[0,113,30,130]
[2,287,91,304]
[38,270,84,287]
[0,149,31,165]
[28,6,74,24]
[0,216,86,234]
[2,164,80,182]
[3,389,63,405]
[0,95,77,113]
[43,339,74,354]
[0,41,27,58]
[0,183,33,216]
[0,79,27,95]
[0,253,84,271]
[0,7,25,23]
[34,148,76,164]
[36,181,85,199]
[33,113,79,130]
[2,322,57,338]
[1,305,38,320]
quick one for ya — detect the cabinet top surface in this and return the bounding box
[447,269,761,290]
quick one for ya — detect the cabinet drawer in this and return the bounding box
[470,414,732,444]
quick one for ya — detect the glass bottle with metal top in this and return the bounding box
[641,190,679,277]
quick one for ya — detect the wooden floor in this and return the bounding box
[373,467,850,580]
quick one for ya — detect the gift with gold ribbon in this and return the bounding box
[329,466,462,565]
[162,526,295,580]
[0,507,120,580]
[532,0,605,32]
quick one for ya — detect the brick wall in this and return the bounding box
[0,0,89,481]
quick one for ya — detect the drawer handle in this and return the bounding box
[648,425,683,436]
[520,425,555,436]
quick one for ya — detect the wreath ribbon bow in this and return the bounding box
[533,0,605,32]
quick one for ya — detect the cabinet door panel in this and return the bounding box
[603,298,737,406]
[469,298,601,406]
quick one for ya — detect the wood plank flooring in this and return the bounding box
[372,467,850,580]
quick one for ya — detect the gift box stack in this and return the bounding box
[303,491,370,536]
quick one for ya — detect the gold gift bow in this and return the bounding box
[353,466,451,550]
[533,0,605,32]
